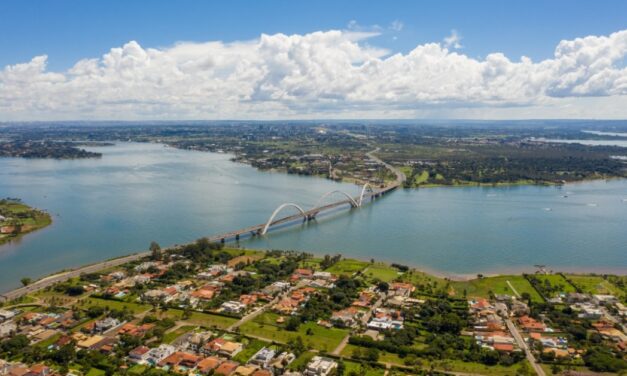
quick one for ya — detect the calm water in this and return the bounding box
[1,142,626,292]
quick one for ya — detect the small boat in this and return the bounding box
[543,208,552,211]
[587,203,598,207]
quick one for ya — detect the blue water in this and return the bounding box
[1,142,626,292]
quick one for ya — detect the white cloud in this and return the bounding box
[443,29,463,49]
[1,29,626,120]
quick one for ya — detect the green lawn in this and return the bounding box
[566,274,623,297]
[165,310,238,329]
[449,275,543,303]
[239,320,348,352]
[341,344,405,365]
[435,359,530,376]
[363,263,403,282]
[128,365,148,375]
[344,360,386,376]
[232,338,270,363]
[325,259,370,275]
[163,325,196,343]
[299,258,323,270]
[78,297,151,314]
[85,369,106,376]
[288,351,316,371]
[532,274,577,296]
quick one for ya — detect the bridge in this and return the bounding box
[205,181,399,242]
[0,151,406,302]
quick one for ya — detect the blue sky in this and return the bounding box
[0,0,626,120]
[2,0,625,70]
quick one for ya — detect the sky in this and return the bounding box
[0,0,626,121]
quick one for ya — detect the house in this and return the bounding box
[221,301,246,314]
[0,321,17,338]
[0,309,18,322]
[331,307,363,328]
[187,331,214,352]
[518,315,546,332]
[239,294,258,306]
[146,344,176,365]
[94,317,121,333]
[269,352,296,372]
[290,268,314,282]
[263,281,290,295]
[303,356,337,376]
[593,294,617,305]
[234,365,259,375]
[388,282,415,297]
[313,271,333,280]
[128,346,151,364]
[249,347,276,367]
[158,351,201,369]
[197,356,223,374]
[203,338,243,358]
[214,360,239,376]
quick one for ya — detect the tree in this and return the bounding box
[20,277,32,286]
[149,241,162,261]
[365,347,380,362]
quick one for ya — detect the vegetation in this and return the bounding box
[0,198,52,245]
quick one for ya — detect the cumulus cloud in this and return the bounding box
[1,29,626,120]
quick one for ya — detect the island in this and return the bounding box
[0,198,52,246]
[0,239,625,375]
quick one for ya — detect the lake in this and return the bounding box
[1,142,626,292]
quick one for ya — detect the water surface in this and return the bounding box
[1,142,626,292]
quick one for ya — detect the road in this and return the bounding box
[1,251,150,302]
[505,318,546,376]
[366,148,406,186]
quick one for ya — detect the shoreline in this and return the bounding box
[2,240,625,299]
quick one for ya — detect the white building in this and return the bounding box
[303,356,337,376]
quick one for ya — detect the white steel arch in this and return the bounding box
[313,190,359,209]
[261,203,307,235]
[358,183,374,206]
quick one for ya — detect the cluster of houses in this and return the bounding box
[0,360,55,376]
[1,310,80,346]
[468,298,521,354]
[123,328,337,376]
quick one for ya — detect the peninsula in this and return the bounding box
[0,199,51,246]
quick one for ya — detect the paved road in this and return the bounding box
[366,148,406,186]
[505,318,546,376]
[1,251,150,302]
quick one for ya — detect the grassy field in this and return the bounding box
[288,351,316,371]
[239,317,348,352]
[85,369,106,376]
[566,274,623,297]
[128,365,148,375]
[363,263,403,282]
[344,360,386,376]
[434,359,530,375]
[164,310,238,329]
[163,325,196,343]
[449,275,544,302]
[232,338,270,363]
[325,259,370,275]
[531,274,577,296]
[77,297,152,314]
[341,344,405,365]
